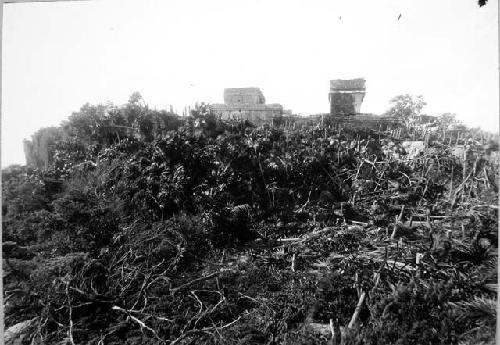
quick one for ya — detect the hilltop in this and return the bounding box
[3,95,498,345]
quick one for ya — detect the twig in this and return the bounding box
[390,215,398,240]
[329,318,335,340]
[171,272,220,295]
[65,282,76,345]
[351,220,368,226]
[170,313,247,345]
[277,237,301,242]
[194,291,225,327]
[278,227,336,246]
[190,291,204,319]
[112,305,165,343]
[132,272,153,310]
[238,292,262,305]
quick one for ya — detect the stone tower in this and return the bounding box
[329,78,366,115]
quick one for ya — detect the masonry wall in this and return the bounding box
[224,88,265,105]
[314,113,402,131]
[329,92,365,115]
[225,93,265,106]
[210,104,283,124]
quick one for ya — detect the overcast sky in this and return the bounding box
[2,0,498,167]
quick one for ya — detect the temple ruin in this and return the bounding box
[329,78,366,115]
[209,88,283,123]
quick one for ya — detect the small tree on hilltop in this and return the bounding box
[128,91,144,106]
[385,94,426,119]
[438,113,459,130]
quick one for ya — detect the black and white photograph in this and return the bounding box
[1,0,498,344]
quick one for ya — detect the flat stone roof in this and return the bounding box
[330,79,366,91]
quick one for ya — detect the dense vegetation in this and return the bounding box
[3,95,498,344]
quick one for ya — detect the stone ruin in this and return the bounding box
[209,88,283,123]
[224,87,266,105]
[329,78,366,115]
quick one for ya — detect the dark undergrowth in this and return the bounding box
[3,101,498,344]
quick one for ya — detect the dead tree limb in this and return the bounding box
[348,272,381,329]
[347,291,367,329]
